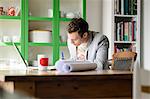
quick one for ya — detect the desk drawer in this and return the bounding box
[36,79,132,98]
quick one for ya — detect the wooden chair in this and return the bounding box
[110,51,137,71]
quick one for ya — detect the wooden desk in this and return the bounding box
[0,70,132,99]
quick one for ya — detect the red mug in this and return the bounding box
[40,58,48,66]
[38,55,49,70]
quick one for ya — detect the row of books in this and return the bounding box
[114,0,137,15]
[114,43,136,53]
[115,20,136,41]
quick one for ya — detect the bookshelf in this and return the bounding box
[112,0,140,62]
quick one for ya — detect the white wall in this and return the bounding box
[134,1,150,98]
[142,0,150,70]
[101,0,112,59]
[86,0,102,33]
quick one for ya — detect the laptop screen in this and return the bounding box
[12,43,57,70]
[13,43,27,68]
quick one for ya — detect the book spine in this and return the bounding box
[117,22,121,41]
[132,21,134,41]
[134,21,137,41]
[124,22,129,41]
[130,0,134,15]
[124,0,129,15]
[120,22,124,41]
[116,0,120,14]
[133,0,137,15]
[121,0,124,14]
[114,0,117,14]
[115,23,118,41]
[128,22,132,41]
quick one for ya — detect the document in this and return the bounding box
[55,60,97,72]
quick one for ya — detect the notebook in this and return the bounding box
[13,43,55,70]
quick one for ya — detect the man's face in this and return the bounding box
[68,32,82,46]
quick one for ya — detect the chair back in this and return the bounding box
[111,51,137,71]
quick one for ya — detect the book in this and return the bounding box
[124,0,129,15]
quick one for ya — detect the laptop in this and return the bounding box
[13,43,56,70]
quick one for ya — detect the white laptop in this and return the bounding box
[13,43,56,70]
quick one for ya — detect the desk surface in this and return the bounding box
[0,70,132,82]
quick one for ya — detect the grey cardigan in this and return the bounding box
[67,31,109,70]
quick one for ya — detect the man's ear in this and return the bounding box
[82,32,88,38]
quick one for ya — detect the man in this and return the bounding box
[67,18,109,70]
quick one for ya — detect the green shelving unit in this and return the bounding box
[0,42,20,46]
[28,42,53,46]
[59,18,72,22]
[0,0,25,57]
[0,16,21,20]
[59,42,67,46]
[0,0,86,66]
[28,16,53,21]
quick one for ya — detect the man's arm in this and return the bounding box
[67,39,77,60]
[94,35,109,70]
[94,47,109,70]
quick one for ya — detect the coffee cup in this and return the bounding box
[37,54,49,71]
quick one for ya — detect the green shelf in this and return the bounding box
[59,18,72,22]
[29,16,53,21]
[59,42,67,46]
[0,16,21,20]
[28,42,53,46]
[0,42,20,46]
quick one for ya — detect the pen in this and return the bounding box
[75,47,78,61]
[61,51,65,60]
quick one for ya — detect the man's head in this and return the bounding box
[67,18,89,46]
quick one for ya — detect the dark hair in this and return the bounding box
[67,18,89,37]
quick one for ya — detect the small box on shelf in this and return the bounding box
[29,30,52,43]
[60,35,67,43]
